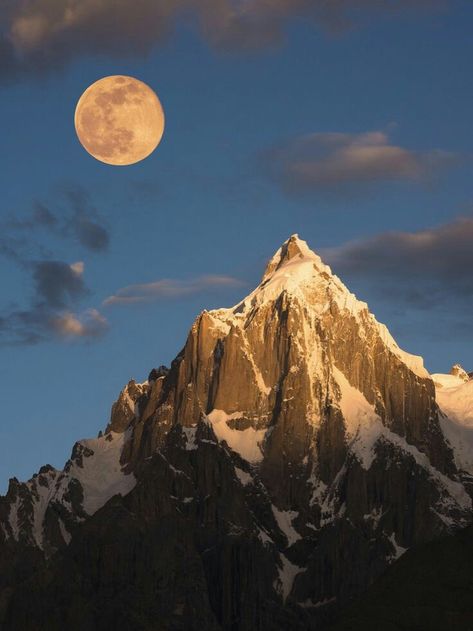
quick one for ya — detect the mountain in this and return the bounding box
[0,235,472,630]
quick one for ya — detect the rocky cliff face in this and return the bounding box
[1,235,472,630]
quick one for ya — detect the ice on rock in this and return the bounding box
[65,431,136,515]
[207,409,266,463]
[434,374,473,474]
[4,431,135,550]
[271,506,302,546]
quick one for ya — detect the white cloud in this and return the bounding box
[52,308,108,338]
[104,275,244,306]
[70,261,84,276]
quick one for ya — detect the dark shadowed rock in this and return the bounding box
[148,365,170,382]
[328,525,473,631]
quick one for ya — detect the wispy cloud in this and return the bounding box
[5,187,110,254]
[324,215,473,310]
[265,130,457,196]
[0,259,108,345]
[104,275,245,306]
[61,187,110,252]
[0,0,448,80]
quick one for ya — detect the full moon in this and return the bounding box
[74,75,165,166]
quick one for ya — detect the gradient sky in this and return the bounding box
[1,0,472,491]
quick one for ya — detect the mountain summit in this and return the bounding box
[1,236,472,630]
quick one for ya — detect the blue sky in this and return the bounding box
[0,1,472,491]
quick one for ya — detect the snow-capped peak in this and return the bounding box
[229,234,366,319]
[207,235,428,379]
[450,364,470,383]
[262,234,324,280]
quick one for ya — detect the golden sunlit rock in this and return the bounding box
[74,75,165,166]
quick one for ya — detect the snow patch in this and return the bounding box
[334,366,471,512]
[58,519,71,545]
[258,528,273,547]
[271,506,302,546]
[64,431,136,515]
[207,409,266,463]
[333,366,383,469]
[432,373,465,389]
[435,379,473,474]
[7,468,61,547]
[234,466,253,486]
[436,379,473,427]
[8,500,20,542]
[275,553,304,602]
[31,474,58,547]
[388,532,407,560]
